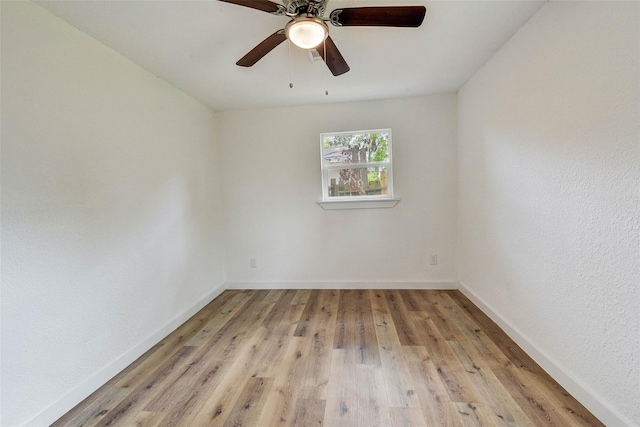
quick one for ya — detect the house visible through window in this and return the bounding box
[320,129,393,201]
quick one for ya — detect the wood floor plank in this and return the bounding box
[252,323,297,378]
[452,402,498,427]
[290,288,312,306]
[262,289,286,305]
[114,291,250,390]
[398,289,424,312]
[291,398,326,427]
[324,349,358,427]
[334,290,380,365]
[402,289,432,312]
[446,291,543,372]
[297,324,336,400]
[409,310,457,361]
[448,340,535,427]
[298,289,339,336]
[53,290,605,427]
[187,323,274,425]
[389,407,428,427]
[446,291,604,426]
[201,291,273,361]
[354,363,392,426]
[50,386,130,427]
[93,346,197,427]
[433,291,494,354]
[486,355,593,427]
[420,290,461,341]
[184,291,254,348]
[260,335,314,426]
[222,376,273,427]
[432,352,482,404]
[283,293,310,328]
[142,357,230,426]
[294,289,339,400]
[403,346,463,427]
[383,290,422,346]
[261,288,298,329]
[131,411,167,427]
[369,289,392,315]
[355,295,382,365]
[370,308,421,408]
[333,290,357,349]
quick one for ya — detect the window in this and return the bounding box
[320,129,397,208]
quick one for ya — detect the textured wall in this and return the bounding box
[219,95,458,285]
[1,2,225,425]
[458,2,639,425]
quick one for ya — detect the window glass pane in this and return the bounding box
[327,167,389,197]
[322,131,390,165]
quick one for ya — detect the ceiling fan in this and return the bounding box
[220,0,426,76]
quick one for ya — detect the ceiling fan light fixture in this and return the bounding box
[286,17,328,49]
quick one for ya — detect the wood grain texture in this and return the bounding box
[53,290,604,427]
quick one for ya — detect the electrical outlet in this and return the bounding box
[250,258,257,268]
[430,255,438,265]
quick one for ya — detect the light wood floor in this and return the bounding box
[53,289,604,426]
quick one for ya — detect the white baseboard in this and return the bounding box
[225,281,458,290]
[24,282,226,427]
[458,281,636,427]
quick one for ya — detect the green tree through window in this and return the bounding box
[321,129,393,199]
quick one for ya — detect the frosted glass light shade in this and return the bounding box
[286,19,328,49]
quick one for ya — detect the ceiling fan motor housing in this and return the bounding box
[284,0,327,16]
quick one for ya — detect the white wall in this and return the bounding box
[219,95,458,286]
[457,2,639,426]
[1,2,225,426]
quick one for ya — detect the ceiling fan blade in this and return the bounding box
[316,36,350,76]
[330,6,426,27]
[219,0,283,14]
[237,30,287,67]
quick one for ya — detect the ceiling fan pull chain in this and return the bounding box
[288,39,294,88]
[324,38,328,95]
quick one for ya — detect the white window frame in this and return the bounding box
[318,129,400,210]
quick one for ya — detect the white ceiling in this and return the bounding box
[36,0,546,111]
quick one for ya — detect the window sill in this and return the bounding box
[316,198,401,210]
